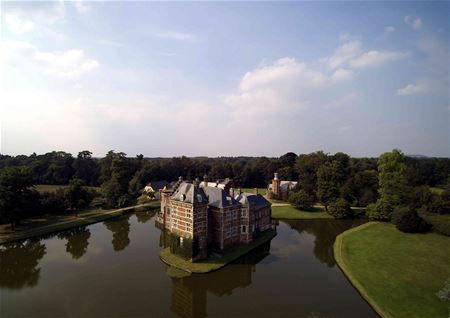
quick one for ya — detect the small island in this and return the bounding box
[156,176,276,273]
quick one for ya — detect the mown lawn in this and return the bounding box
[271,205,333,219]
[334,222,450,318]
[240,188,267,195]
[160,228,277,273]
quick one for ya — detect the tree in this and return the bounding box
[73,150,100,186]
[392,206,430,233]
[288,190,314,211]
[378,149,409,206]
[328,198,353,219]
[0,167,38,228]
[65,178,93,214]
[38,189,68,214]
[316,161,340,211]
[101,176,123,208]
[295,151,329,198]
[366,197,395,221]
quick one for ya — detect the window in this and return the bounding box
[241,225,247,234]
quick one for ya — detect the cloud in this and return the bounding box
[331,68,353,82]
[328,40,362,69]
[74,0,90,14]
[2,41,99,79]
[404,16,423,30]
[154,31,197,42]
[349,50,408,68]
[4,14,35,33]
[397,83,428,96]
[385,26,395,33]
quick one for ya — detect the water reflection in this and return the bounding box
[0,239,46,289]
[57,227,91,260]
[170,242,271,318]
[104,215,131,251]
[283,219,365,267]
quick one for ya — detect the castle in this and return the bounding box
[268,172,298,201]
[156,176,272,261]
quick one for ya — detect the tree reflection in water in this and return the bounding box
[135,210,155,224]
[169,241,272,318]
[284,219,366,267]
[0,239,46,289]
[57,226,91,260]
[104,215,131,251]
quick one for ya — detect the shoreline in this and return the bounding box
[160,228,277,274]
[0,201,160,245]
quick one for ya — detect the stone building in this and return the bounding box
[268,173,298,201]
[157,176,272,261]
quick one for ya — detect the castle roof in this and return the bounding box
[203,186,240,209]
[171,182,208,204]
[235,193,271,210]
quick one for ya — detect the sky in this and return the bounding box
[1,1,449,158]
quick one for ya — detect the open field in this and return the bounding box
[34,184,101,193]
[420,212,450,236]
[334,222,450,318]
[160,228,277,273]
[272,205,332,219]
[240,188,267,195]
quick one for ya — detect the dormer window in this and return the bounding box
[196,194,203,203]
[180,194,186,201]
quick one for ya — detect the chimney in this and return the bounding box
[229,187,235,197]
[254,188,258,195]
[203,174,208,187]
[194,177,200,188]
[239,188,242,194]
[178,176,183,182]
[274,172,278,180]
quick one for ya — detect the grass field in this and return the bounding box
[240,188,267,195]
[420,212,450,236]
[272,205,333,219]
[334,222,450,318]
[34,184,101,193]
[160,228,277,273]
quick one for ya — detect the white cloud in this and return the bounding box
[4,14,35,33]
[385,26,395,33]
[404,16,423,30]
[397,83,428,96]
[74,0,90,14]
[350,50,408,68]
[2,41,99,79]
[328,40,362,69]
[154,31,197,42]
[332,68,353,82]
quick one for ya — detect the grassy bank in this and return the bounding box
[272,205,333,219]
[0,201,160,245]
[160,228,277,273]
[334,222,450,318]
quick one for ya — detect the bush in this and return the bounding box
[392,206,430,233]
[168,233,198,259]
[366,198,395,221]
[328,198,353,219]
[420,211,450,236]
[288,190,314,211]
[39,189,68,214]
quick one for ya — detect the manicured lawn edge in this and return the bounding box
[160,228,277,274]
[271,205,333,220]
[0,201,160,245]
[334,222,391,318]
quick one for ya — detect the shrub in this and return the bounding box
[328,198,353,219]
[392,206,430,233]
[168,233,198,259]
[419,211,450,236]
[366,198,395,221]
[288,190,314,211]
[39,189,68,214]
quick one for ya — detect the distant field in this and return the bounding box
[272,205,332,219]
[240,188,267,195]
[430,187,444,195]
[34,184,100,193]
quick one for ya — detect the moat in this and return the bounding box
[0,210,377,318]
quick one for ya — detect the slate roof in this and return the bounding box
[203,186,240,209]
[171,182,209,204]
[235,193,271,210]
[268,180,298,191]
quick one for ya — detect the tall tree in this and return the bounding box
[316,161,340,211]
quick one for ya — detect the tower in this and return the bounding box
[271,173,281,200]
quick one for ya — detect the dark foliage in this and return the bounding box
[392,206,430,233]
[328,198,353,219]
[288,190,315,211]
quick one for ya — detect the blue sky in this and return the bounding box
[1,1,449,157]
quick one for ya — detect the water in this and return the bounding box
[0,211,377,318]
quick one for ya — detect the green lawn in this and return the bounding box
[430,187,444,195]
[160,228,277,273]
[34,184,100,193]
[240,188,267,195]
[272,205,333,219]
[334,222,450,318]
[420,212,450,236]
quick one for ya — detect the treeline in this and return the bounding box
[1,149,450,230]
